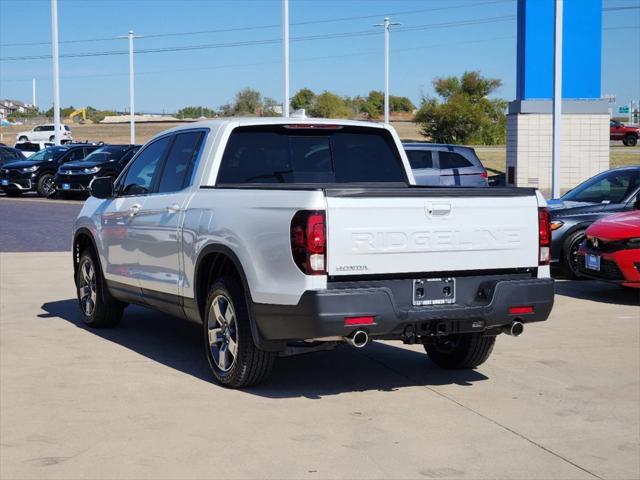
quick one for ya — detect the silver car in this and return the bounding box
[403,143,488,187]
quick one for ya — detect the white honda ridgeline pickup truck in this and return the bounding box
[73,118,554,388]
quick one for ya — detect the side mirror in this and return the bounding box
[89,176,115,199]
[634,196,640,210]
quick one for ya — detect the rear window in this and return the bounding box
[439,151,473,169]
[15,143,40,152]
[405,149,433,169]
[216,125,406,185]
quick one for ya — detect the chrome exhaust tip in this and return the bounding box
[344,330,369,348]
[502,320,524,337]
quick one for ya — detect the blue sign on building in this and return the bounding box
[516,0,602,100]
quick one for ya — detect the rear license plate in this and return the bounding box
[413,278,456,306]
[62,183,70,190]
[586,254,601,271]
[1,179,8,186]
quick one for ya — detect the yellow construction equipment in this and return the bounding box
[68,108,87,123]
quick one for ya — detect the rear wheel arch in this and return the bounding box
[194,245,283,352]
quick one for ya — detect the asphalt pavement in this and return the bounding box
[0,196,639,479]
[0,197,82,252]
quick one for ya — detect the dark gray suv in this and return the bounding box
[402,143,489,187]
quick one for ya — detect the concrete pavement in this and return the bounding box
[0,252,639,479]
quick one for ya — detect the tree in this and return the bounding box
[309,91,350,118]
[176,106,216,119]
[290,88,315,111]
[359,91,415,118]
[261,97,280,117]
[233,88,262,115]
[390,95,415,113]
[414,71,506,145]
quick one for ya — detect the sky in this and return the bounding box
[0,0,638,114]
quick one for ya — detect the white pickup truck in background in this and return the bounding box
[73,118,554,388]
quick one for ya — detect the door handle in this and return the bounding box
[128,204,141,217]
[166,204,181,214]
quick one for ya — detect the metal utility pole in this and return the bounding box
[282,0,289,118]
[374,17,400,123]
[32,78,37,108]
[117,30,143,144]
[51,0,61,145]
[551,0,563,199]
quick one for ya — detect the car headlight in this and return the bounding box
[83,166,100,174]
[550,220,564,231]
[20,165,38,173]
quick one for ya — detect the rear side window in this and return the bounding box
[406,150,433,169]
[439,151,473,169]
[157,131,205,193]
[216,126,406,184]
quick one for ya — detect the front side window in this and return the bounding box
[157,132,205,193]
[33,126,43,132]
[563,170,640,204]
[118,137,171,196]
[67,148,86,162]
[217,126,405,185]
[118,147,140,166]
[438,151,473,170]
[406,150,434,169]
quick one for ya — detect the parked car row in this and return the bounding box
[0,142,140,197]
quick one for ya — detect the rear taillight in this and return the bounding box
[538,207,551,265]
[291,210,326,275]
[480,170,488,179]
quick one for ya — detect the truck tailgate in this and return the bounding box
[325,188,540,276]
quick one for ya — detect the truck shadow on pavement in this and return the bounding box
[40,299,489,399]
[555,280,640,307]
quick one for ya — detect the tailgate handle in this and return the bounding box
[425,202,451,217]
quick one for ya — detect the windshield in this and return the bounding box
[81,146,128,162]
[27,146,68,162]
[562,169,640,204]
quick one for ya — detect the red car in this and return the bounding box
[577,210,640,288]
[610,120,639,147]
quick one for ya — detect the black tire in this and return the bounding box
[76,250,125,328]
[4,189,22,197]
[18,136,28,141]
[204,277,274,388]
[425,333,496,369]
[561,229,586,279]
[36,173,56,197]
[623,135,637,147]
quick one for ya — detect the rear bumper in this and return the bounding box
[253,275,554,342]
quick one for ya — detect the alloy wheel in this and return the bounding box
[42,176,56,196]
[78,259,97,317]
[568,234,584,276]
[207,294,239,372]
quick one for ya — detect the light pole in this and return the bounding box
[374,17,400,124]
[551,0,563,199]
[117,30,143,144]
[32,78,37,109]
[282,0,289,118]
[50,0,61,145]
